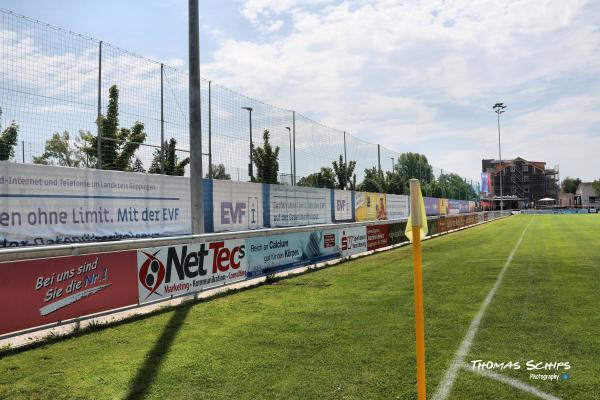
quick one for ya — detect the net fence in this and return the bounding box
[0,9,480,197]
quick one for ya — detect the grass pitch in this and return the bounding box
[1,215,599,399]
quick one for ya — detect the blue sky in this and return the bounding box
[2,0,600,182]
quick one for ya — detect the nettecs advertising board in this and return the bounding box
[137,239,248,304]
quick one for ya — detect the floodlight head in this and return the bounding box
[242,107,253,112]
[285,126,291,132]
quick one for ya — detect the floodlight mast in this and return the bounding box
[493,102,506,211]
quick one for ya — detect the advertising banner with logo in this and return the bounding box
[212,180,262,232]
[245,229,339,278]
[469,201,476,213]
[355,192,387,221]
[423,197,439,216]
[367,225,389,251]
[0,162,191,248]
[427,218,438,236]
[137,239,248,304]
[437,217,448,233]
[386,194,409,220]
[388,222,408,245]
[269,185,331,227]
[439,198,449,215]
[459,201,470,214]
[448,200,461,215]
[0,251,137,335]
[333,190,353,222]
[340,226,368,256]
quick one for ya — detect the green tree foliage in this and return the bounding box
[80,85,147,171]
[252,129,280,184]
[561,177,581,194]
[0,108,18,161]
[131,157,146,173]
[148,138,189,176]
[436,173,477,200]
[297,167,336,189]
[33,131,86,167]
[358,167,386,193]
[592,180,600,196]
[332,155,356,190]
[208,164,231,180]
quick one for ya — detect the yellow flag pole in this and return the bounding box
[409,179,427,400]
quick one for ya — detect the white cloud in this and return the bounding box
[202,0,600,181]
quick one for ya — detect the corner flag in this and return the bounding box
[406,179,427,400]
[405,180,428,242]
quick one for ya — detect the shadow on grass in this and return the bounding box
[125,305,192,400]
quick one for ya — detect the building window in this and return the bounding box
[510,165,515,172]
[523,165,529,172]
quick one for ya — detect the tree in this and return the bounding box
[148,138,189,176]
[80,85,147,171]
[386,152,434,194]
[358,167,386,192]
[561,177,581,194]
[33,131,85,167]
[297,167,336,189]
[252,129,280,184]
[0,108,18,161]
[208,164,231,180]
[437,173,477,200]
[592,180,600,196]
[332,155,356,190]
[131,157,146,173]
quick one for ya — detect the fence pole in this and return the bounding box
[292,111,296,185]
[189,0,204,234]
[377,144,381,174]
[208,80,212,178]
[96,40,102,169]
[160,63,165,174]
[343,131,347,164]
[22,140,24,163]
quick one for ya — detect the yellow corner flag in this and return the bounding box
[405,179,428,242]
[406,179,427,400]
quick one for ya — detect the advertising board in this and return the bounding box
[0,251,137,335]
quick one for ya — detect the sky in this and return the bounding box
[2,0,600,182]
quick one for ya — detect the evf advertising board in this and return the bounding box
[212,180,262,232]
[333,190,353,222]
[137,239,248,304]
[0,251,138,335]
[0,162,191,247]
[355,192,387,221]
[269,185,331,227]
[367,225,389,251]
[386,194,409,220]
[340,226,368,256]
[245,229,340,278]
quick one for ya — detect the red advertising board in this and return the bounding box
[0,251,138,335]
[437,217,448,233]
[367,224,389,251]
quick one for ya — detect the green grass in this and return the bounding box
[0,215,598,399]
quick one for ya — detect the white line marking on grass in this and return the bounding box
[432,218,534,400]
[461,364,561,400]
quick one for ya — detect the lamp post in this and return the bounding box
[493,102,506,211]
[390,157,395,172]
[242,107,254,181]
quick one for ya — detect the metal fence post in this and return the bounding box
[292,111,296,185]
[208,80,212,178]
[22,140,25,163]
[377,144,381,174]
[160,63,165,174]
[343,131,347,164]
[189,0,204,234]
[96,40,102,169]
